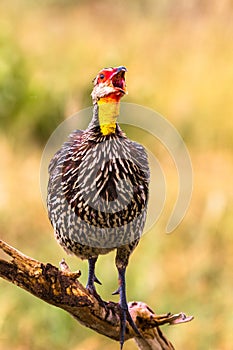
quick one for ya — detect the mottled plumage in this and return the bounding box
[47,66,150,348]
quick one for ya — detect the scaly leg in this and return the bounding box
[115,248,140,349]
[86,257,102,294]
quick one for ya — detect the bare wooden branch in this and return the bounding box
[0,239,193,349]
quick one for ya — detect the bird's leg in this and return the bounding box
[115,249,141,349]
[117,266,140,348]
[86,257,108,310]
[86,257,102,294]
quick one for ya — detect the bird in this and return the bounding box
[47,66,150,348]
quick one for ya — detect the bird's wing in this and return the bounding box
[130,140,150,183]
[48,129,84,174]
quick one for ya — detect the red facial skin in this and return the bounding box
[94,67,127,103]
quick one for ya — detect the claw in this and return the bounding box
[94,275,102,285]
[119,307,127,349]
[112,287,120,295]
[125,308,140,336]
[119,307,141,349]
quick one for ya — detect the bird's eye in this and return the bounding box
[99,73,105,79]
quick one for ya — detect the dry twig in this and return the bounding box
[0,239,193,349]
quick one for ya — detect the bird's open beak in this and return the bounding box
[110,66,127,95]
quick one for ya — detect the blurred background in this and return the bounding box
[0,0,233,349]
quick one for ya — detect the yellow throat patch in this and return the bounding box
[97,98,120,136]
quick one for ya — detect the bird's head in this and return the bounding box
[91,66,127,103]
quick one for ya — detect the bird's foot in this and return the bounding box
[86,279,98,295]
[115,265,141,348]
[86,272,102,295]
[119,303,141,349]
[86,281,106,307]
[86,257,105,305]
[125,307,141,337]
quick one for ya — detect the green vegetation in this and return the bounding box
[0,32,65,145]
[0,1,233,349]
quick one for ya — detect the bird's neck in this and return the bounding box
[91,96,120,136]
